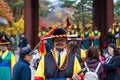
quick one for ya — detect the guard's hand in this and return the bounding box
[72,73,81,80]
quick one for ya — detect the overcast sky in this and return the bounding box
[49,0,56,1]
[48,0,63,8]
[49,0,118,7]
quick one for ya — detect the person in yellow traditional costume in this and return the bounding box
[38,27,47,37]
[34,28,81,80]
[0,36,16,80]
[113,22,120,48]
[67,25,78,35]
[109,22,120,47]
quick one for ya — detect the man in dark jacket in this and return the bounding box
[19,33,28,48]
[13,46,33,80]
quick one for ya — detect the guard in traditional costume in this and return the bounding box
[81,27,91,49]
[113,22,120,48]
[34,28,81,80]
[0,37,16,80]
[91,26,101,47]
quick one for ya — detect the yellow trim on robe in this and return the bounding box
[2,50,9,59]
[35,56,45,79]
[82,31,91,38]
[80,49,86,60]
[73,56,81,74]
[76,32,78,35]
[91,31,100,36]
[38,32,41,37]
[99,32,101,36]
[115,27,120,48]
[0,50,15,68]
[38,31,47,37]
[35,53,81,79]
[11,53,16,68]
[112,28,115,34]
[0,51,2,56]
[81,33,84,38]
[89,32,92,38]
[67,32,70,35]
[60,53,66,67]
[91,32,94,37]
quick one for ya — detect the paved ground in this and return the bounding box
[14,48,36,80]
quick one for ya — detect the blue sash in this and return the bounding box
[0,61,10,67]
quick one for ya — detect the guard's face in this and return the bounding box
[0,45,7,52]
[53,37,67,51]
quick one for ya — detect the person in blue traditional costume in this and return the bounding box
[34,27,81,80]
[0,36,16,80]
[91,26,101,47]
[81,27,91,49]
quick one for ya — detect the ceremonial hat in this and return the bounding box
[0,36,10,45]
[52,28,67,36]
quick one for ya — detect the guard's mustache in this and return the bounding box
[56,44,63,46]
[56,48,64,52]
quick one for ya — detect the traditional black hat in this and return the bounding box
[53,28,67,35]
[0,36,10,45]
[52,28,67,42]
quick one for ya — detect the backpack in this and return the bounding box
[84,61,101,80]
